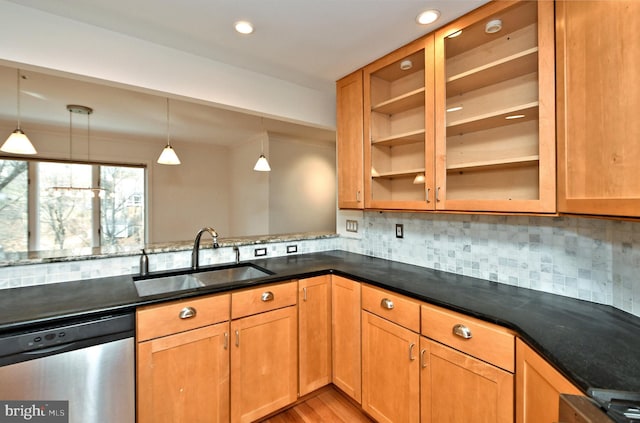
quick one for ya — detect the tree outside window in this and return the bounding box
[0,159,145,254]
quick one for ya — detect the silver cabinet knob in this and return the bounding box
[453,324,472,339]
[380,298,394,310]
[261,291,274,302]
[179,306,197,319]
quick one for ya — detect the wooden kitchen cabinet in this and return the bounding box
[230,282,298,423]
[337,70,365,209]
[298,275,332,396]
[434,0,556,213]
[361,285,421,423]
[420,302,515,423]
[136,293,230,423]
[331,275,362,403]
[556,0,640,217]
[362,311,420,423]
[421,338,513,423]
[516,338,582,423]
[363,35,435,210]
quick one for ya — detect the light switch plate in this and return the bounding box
[346,219,358,233]
[396,224,404,238]
[254,247,267,257]
[286,245,297,254]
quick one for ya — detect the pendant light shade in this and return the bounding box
[157,98,181,165]
[1,69,37,155]
[2,129,36,155]
[253,154,271,172]
[158,144,181,165]
[253,121,270,172]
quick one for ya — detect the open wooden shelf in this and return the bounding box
[447,48,538,97]
[446,103,538,136]
[372,88,425,115]
[372,168,425,179]
[446,155,539,172]
[444,2,537,58]
[373,50,425,82]
[372,129,425,146]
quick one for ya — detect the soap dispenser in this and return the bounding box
[140,249,149,276]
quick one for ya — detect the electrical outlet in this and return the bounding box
[286,245,297,254]
[346,219,358,233]
[254,247,267,257]
[396,224,404,238]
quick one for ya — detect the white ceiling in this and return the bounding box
[2,0,488,146]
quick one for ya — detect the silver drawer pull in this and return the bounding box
[409,342,416,361]
[380,298,394,310]
[179,306,197,320]
[261,291,274,302]
[453,324,472,339]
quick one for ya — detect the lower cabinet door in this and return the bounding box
[516,338,582,423]
[362,311,420,423]
[230,305,298,423]
[299,275,332,396]
[137,321,230,423]
[421,337,514,423]
[332,275,362,403]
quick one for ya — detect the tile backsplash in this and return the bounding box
[1,212,638,318]
[339,211,640,317]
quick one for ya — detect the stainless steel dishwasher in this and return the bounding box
[0,311,135,423]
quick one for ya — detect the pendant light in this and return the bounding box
[49,105,105,197]
[157,98,181,165]
[1,69,37,155]
[253,120,270,172]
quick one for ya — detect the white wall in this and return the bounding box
[0,0,335,130]
[150,142,231,243]
[269,136,336,234]
[229,133,270,236]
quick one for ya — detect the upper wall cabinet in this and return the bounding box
[556,1,640,217]
[337,70,365,209]
[363,36,435,210]
[434,1,556,213]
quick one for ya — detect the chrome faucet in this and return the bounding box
[191,227,219,270]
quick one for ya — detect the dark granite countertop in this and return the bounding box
[0,250,638,397]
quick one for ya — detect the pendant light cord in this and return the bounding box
[16,69,22,130]
[166,98,171,147]
[69,108,73,161]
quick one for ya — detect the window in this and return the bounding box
[0,159,145,253]
[0,160,28,253]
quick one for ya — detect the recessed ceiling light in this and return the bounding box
[505,114,525,120]
[447,30,463,39]
[234,21,254,35]
[416,10,440,25]
[400,60,413,71]
[485,19,503,34]
[446,106,463,112]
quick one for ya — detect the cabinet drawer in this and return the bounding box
[362,284,420,332]
[421,303,515,372]
[232,281,297,319]
[137,293,230,342]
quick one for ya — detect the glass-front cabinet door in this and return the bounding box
[434,0,556,213]
[363,36,435,210]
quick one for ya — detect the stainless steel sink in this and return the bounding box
[134,274,204,297]
[133,263,273,297]
[193,264,272,286]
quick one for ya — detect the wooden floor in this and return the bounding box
[259,387,374,423]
